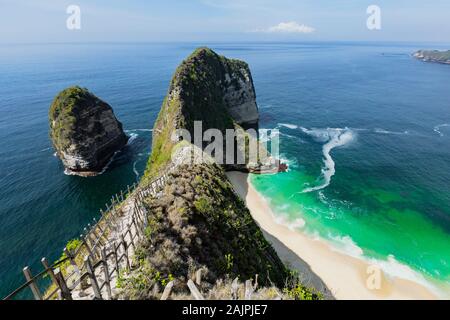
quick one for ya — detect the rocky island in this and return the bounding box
[49,86,128,176]
[414,50,450,65]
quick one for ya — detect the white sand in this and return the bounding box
[226,171,440,300]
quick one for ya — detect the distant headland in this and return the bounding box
[413,50,450,65]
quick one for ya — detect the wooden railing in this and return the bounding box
[3,166,175,300]
[159,271,263,300]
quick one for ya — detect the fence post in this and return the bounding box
[83,229,96,259]
[187,279,204,300]
[231,277,239,300]
[67,246,90,291]
[41,257,59,289]
[195,269,202,286]
[54,268,72,300]
[160,280,174,300]
[120,234,131,270]
[101,248,112,300]
[132,216,141,238]
[95,220,107,243]
[23,267,42,300]
[113,242,120,278]
[88,223,101,251]
[127,224,135,252]
[113,241,120,279]
[101,209,115,234]
[244,280,254,300]
[84,257,102,300]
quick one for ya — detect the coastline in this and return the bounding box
[226,171,440,300]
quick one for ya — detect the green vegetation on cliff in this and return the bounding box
[49,86,93,151]
[143,47,254,181]
[123,163,320,299]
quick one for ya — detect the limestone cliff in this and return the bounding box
[144,47,261,180]
[49,86,128,176]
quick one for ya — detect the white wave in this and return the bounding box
[299,127,355,193]
[318,191,328,205]
[278,123,298,130]
[280,132,303,142]
[374,128,409,135]
[279,154,298,170]
[63,168,78,176]
[63,149,120,177]
[125,128,153,133]
[274,214,306,230]
[433,123,450,137]
[258,129,280,143]
[319,233,448,298]
[328,235,364,257]
[133,160,139,179]
[127,133,138,145]
[367,255,448,298]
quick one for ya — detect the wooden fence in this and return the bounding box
[159,271,262,300]
[3,166,174,300]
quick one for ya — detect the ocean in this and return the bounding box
[0,42,449,298]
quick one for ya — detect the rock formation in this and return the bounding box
[145,47,265,179]
[49,86,128,176]
[414,50,450,65]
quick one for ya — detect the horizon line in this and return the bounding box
[1,40,450,47]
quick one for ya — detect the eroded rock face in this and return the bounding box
[145,47,262,179]
[49,86,128,176]
[170,47,259,133]
[221,59,259,126]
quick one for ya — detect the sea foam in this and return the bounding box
[133,160,139,180]
[278,123,298,130]
[374,128,409,135]
[433,123,449,137]
[299,127,354,193]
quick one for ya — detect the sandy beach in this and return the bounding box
[226,171,441,300]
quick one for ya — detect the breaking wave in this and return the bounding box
[127,133,138,145]
[433,124,450,137]
[278,123,298,130]
[299,127,355,193]
[374,128,409,135]
[133,160,139,180]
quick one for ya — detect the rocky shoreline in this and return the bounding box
[413,50,450,65]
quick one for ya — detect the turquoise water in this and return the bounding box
[1,42,449,297]
[248,43,450,295]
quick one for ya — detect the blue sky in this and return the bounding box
[1,0,450,43]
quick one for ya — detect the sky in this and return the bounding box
[1,0,450,43]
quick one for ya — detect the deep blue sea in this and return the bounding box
[1,42,449,298]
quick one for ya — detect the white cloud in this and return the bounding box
[251,21,315,34]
